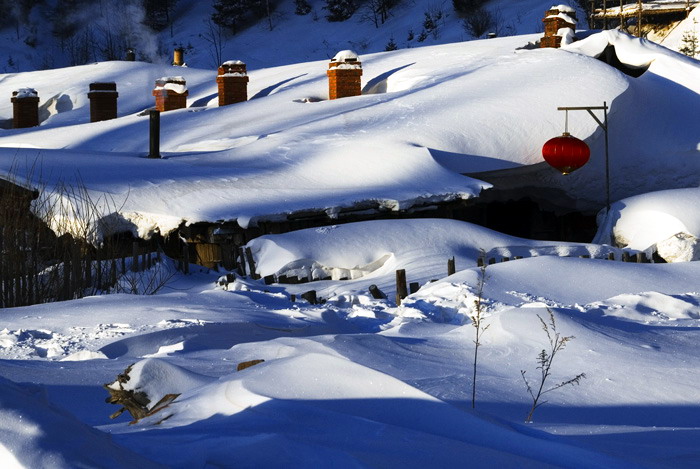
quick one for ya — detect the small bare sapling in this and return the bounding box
[521,309,585,422]
[469,260,489,409]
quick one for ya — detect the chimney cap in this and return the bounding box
[12,88,38,98]
[156,76,186,85]
[549,4,576,14]
[331,50,360,63]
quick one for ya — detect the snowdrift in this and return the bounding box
[595,186,700,258]
[0,376,160,468]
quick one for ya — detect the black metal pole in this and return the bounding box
[148,109,161,159]
[603,101,610,215]
[556,103,611,214]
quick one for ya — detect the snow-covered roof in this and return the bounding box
[0,32,697,239]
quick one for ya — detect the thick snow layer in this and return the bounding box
[594,187,700,251]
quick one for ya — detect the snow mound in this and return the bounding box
[60,350,108,361]
[656,232,700,263]
[595,187,700,251]
[107,358,215,406]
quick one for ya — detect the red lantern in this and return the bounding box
[542,132,590,175]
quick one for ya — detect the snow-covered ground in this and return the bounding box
[1,1,700,467]
[2,219,700,467]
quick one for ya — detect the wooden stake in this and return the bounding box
[395,269,408,306]
[301,290,318,305]
[369,284,386,299]
[447,257,456,276]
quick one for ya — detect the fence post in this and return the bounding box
[71,242,81,298]
[0,229,5,307]
[148,110,161,159]
[245,247,258,279]
[62,252,71,301]
[369,284,386,299]
[132,242,139,272]
[85,250,92,291]
[448,257,456,276]
[96,249,102,291]
[182,243,190,274]
[301,290,318,305]
[395,269,408,306]
[237,246,247,276]
[110,259,117,287]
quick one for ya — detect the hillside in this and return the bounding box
[1,0,587,73]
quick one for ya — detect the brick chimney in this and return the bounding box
[11,89,39,129]
[152,77,188,112]
[541,6,577,48]
[327,50,362,100]
[216,61,249,106]
[173,47,185,66]
[87,82,118,122]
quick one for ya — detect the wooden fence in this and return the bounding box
[0,235,165,308]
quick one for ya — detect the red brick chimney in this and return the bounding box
[216,61,249,106]
[11,89,40,129]
[541,6,577,48]
[152,77,188,112]
[87,82,118,122]
[327,50,362,100]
